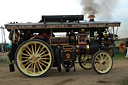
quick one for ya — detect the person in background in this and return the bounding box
[125,40,128,58]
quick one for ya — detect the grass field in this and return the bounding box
[120,78,128,85]
[113,52,126,60]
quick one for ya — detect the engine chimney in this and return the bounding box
[88,15,95,22]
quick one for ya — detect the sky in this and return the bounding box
[0,0,128,43]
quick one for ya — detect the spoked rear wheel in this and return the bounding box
[15,39,54,77]
[92,51,113,74]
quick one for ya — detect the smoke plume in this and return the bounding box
[80,0,119,20]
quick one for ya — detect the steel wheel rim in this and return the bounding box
[94,52,112,73]
[16,41,52,77]
[80,55,92,69]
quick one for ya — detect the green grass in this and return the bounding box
[120,78,128,85]
[0,55,10,66]
[0,60,10,66]
[113,52,126,60]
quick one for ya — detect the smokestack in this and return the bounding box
[88,15,95,22]
[80,0,119,20]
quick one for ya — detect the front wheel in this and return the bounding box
[92,51,113,74]
[15,39,54,77]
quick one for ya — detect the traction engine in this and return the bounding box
[4,15,121,77]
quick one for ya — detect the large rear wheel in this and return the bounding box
[92,51,113,74]
[15,39,54,77]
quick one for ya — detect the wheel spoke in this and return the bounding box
[25,63,31,71]
[104,56,108,61]
[96,63,100,70]
[30,63,34,71]
[96,56,100,61]
[39,61,47,67]
[103,54,105,58]
[31,44,34,55]
[101,65,104,71]
[36,62,40,72]
[33,64,36,73]
[103,64,106,70]
[100,54,103,61]
[95,59,100,63]
[38,46,44,54]
[40,50,48,56]
[99,64,102,71]
[40,60,49,64]
[39,63,43,71]
[36,44,41,54]
[22,57,29,59]
[22,60,29,63]
[21,53,30,57]
[41,58,50,60]
[24,62,30,66]
[41,54,49,57]
[24,49,31,56]
[35,43,37,53]
[27,46,33,54]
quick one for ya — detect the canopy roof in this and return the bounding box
[5,21,121,30]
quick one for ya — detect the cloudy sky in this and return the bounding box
[0,0,128,43]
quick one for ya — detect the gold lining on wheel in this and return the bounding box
[17,41,52,77]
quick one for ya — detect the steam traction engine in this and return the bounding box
[5,15,121,77]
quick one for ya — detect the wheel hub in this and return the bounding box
[32,56,37,61]
[102,61,106,65]
[100,60,106,65]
